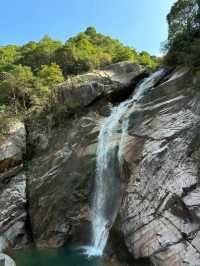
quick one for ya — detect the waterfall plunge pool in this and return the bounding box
[11,246,119,266]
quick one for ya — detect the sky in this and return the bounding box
[0,0,176,55]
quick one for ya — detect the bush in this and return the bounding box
[37,63,64,86]
[0,65,34,109]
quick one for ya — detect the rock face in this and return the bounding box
[2,62,200,266]
[0,173,27,249]
[0,121,25,182]
[0,122,28,252]
[26,66,200,265]
[27,108,102,247]
[116,68,200,265]
[26,61,144,248]
[0,61,144,251]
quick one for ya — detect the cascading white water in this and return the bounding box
[84,69,166,257]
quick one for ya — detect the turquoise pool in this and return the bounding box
[12,247,117,266]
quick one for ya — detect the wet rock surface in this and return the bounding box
[117,68,200,265]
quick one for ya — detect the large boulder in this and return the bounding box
[116,68,200,265]
[104,61,145,86]
[53,62,144,113]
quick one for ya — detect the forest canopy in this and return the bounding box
[0,27,157,76]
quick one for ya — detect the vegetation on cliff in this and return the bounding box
[0,27,158,132]
[2,0,200,135]
[164,0,200,70]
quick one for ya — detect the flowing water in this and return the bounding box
[85,69,166,257]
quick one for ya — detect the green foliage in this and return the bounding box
[0,45,20,73]
[37,63,64,86]
[0,27,158,126]
[164,0,200,69]
[138,51,158,68]
[0,65,34,109]
[0,27,157,79]
[53,31,113,75]
[167,0,200,44]
[54,27,157,75]
[0,104,23,137]
[0,45,19,65]
[18,36,62,72]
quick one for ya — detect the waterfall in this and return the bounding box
[84,69,166,257]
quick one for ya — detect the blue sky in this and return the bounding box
[0,0,176,55]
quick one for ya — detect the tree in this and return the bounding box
[85,26,97,37]
[53,45,76,75]
[0,45,19,65]
[0,65,34,111]
[113,46,136,63]
[54,27,156,75]
[54,33,98,75]
[138,51,157,68]
[37,63,64,86]
[164,0,200,68]
[18,36,62,71]
[167,0,199,44]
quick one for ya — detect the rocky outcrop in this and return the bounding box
[116,68,200,265]
[0,121,25,183]
[26,62,145,156]
[0,121,28,252]
[0,253,16,266]
[104,61,146,86]
[54,61,144,112]
[0,173,27,250]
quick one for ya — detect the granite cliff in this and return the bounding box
[1,62,200,266]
